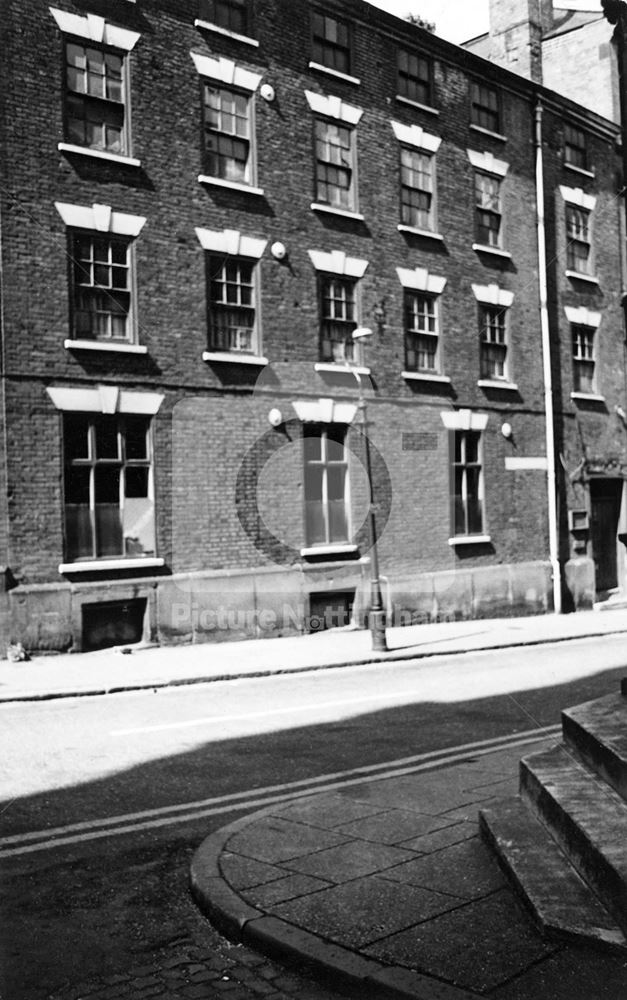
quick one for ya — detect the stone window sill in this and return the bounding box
[203,351,268,366]
[565,270,600,285]
[65,339,147,354]
[571,391,605,403]
[58,142,141,167]
[198,174,264,196]
[311,203,364,221]
[308,62,360,86]
[472,243,512,259]
[315,363,371,376]
[402,371,451,383]
[59,557,165,574]
[478,379,519,391]
[194,19,259,46]
[470,123,507,142]
[398,225,444,241]
[565,163,595,179]
[395,95,439,116]
[300,544,358,557]
[448,535,491,546]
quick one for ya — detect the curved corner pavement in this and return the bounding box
[190,737,627,1000]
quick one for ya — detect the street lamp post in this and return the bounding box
[351,327,388,652]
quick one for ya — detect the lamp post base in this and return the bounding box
[369,609,388,651]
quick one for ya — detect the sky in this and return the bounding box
[364,0,602,45]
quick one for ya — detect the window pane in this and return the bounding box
[305,501,326,545]
[65,503,93,561]
[125,417,149,460]
[64,415,91,462]
[94,467,122,557]
[305,465,324,501]
[94,418,120,459]
[123,480,155,556]
[303,433,322,463]
[64,465,90,504]
[328,500,348,542]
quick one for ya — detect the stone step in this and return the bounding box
[479,797,627,952]
[562,692,627,801]
[521,744,627,934]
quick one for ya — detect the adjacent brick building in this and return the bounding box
[0,0,625,653]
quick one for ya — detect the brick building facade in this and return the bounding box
[0,0,625,653]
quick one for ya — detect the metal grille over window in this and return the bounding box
[401,148,433,229]
[480,305,507,380]
[63,414,155,562]
[470,82,500,133]
[304,425,350,546]
[311,11,350,74]
[204,85,250,182]
[566,205,591,273]
[315,119,354,210]
[73,234,130,341]
[572,325,595,393]
[320,276,357,362]
[397,49,431,105]
[405,293,438,372]
[209,257,256,353]
[453,430,484,536]
[475,172,502,247]
[65,43,125,153]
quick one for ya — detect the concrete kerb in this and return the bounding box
[6,623,627,704]
[190,804,479,1000]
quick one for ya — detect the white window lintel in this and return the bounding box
[440,410,489,432]
[195,228,267,259]
[396,266,446,295]
[560,185,596,211]
[190,51,262,91]
[47,386,164,415]
[467,149,509,177]
[307,249,368,278]
[471,283,514,308]
[49,7,140,50]
[292,399,357,424]
[390,120,441,153]
[304,90,363,125]
[55,202,146,237]
[564,306,602,327]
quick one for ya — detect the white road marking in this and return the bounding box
[0,725,560,858]
[109,691,431,736]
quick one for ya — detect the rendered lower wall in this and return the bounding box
[5,558,554,653]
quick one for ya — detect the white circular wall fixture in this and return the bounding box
[271,241,287,260]
[268,408,283,427]
[260,83,275,102]
[501,422,513,439]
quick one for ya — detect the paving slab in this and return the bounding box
[379,838,507,900]
[271,875,463,949]
[365,888,558,993]
[334,808,458,846]
[227,816,349,865]
[283,839,417,882]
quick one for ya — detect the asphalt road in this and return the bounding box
[1,635,626,999]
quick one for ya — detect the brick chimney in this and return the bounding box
[486,0,554,83]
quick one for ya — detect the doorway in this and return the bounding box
[589,478,623,595]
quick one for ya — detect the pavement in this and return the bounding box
[190,732,627,1000]
[4,606,627,703]
[6,608,627,999]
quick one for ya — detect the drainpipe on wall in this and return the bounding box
[534,100,562,614]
